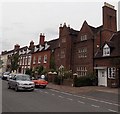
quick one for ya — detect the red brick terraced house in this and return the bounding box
[72,2,118,85]
[94,31,120,87]
[1,2,119,87]
[18,45,33,74]
[31,33,58,71]
[55,23,79,71]
[3,43,34,74]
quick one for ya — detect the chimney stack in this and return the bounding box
[29,40,34,48]
[39,33,45,45]
[14,44,20,50]
[103,2,117,32]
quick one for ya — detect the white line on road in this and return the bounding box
[73,95,86,99]
[50,89,59,93]
[78,101,85,104]
[60,92,72,96]
[99,100,119,106]
[58,96,64,98]
[87,98,99,102]
[50,89,119,107]
[108,109,118,112]
[74,94,119,107]
[35,89,43,92]
[67,98,73,101]
[91,104,100,108]
[45,92,48,94]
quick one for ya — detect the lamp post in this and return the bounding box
[59,65,64,85]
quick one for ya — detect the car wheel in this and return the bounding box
[15,86,19,92]
[42,85,46,89]
[8,84,11,89]
[31,89,34,92]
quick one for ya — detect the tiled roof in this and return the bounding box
[95,31,120,58]
[69,28,79,36]
[89,25,103,34]
[33,38,59,53]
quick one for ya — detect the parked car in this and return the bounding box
[8,74,35,92]
[7,73,15,81]
[2,72,10,80]
[32,78,48,88]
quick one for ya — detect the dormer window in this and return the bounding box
[44,43,50,50]
[103,44,110,56]
[39,45,44,51]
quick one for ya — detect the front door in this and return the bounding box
[98,69,107,87]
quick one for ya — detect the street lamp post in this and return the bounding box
[59,65,64,85]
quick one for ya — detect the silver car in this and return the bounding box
[8,74,35,92]
[2,72,10,80]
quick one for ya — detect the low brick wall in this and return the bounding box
[63,79,73,86]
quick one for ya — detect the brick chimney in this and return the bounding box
[59,24,63,37]
[103,2,117,32]
[39,33,45,45]
[29,40,34,48]
[14,44,20,50]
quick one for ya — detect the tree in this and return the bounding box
[25,68,32,75]
[10,53,19,72]
[0,59,3,68]
[37,65,44,75]
[50,51,56,71]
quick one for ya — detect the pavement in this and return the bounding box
[47,83,119,95]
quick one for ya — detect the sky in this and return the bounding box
[0,0,119,54]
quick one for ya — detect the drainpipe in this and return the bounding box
[92,35,95,72]
[100,30,102,49]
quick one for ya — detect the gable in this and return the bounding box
[103,44,109,48]
[78,21,94,37]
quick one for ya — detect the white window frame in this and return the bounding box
[28,56,31,65]
[80,35,87,41]
[78,47,87,58]
[108,67,116,79]
[33,56,36,64]
[103,44,110,56]
[44,55,47,63]
[38,56,42,63]
[61,50,65,58]
[77,66,87,77]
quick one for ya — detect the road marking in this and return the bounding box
[45,92,48,94]
[74,94,119,107]
[35,89,43,92]
[98,90,117,93]
[99,100,119,106]
[108,109,118,112]
[78,101,85,104]
[91,104,100,108]
[50,89,59,93]
[58,96,64,98]
[50,89,119,107]
[60,92,72,96]
[87,98,99,102]
[67,98,73,101]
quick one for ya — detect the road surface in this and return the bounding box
[2,80,119,113]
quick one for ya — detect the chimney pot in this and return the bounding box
[39,33,45,45]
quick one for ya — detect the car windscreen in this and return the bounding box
[4,72,10,75]
[16,75,31,81]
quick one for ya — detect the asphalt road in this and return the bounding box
[2,80,119,113]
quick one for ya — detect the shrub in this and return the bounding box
[54,76,61,85]
[74,73,97,87]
